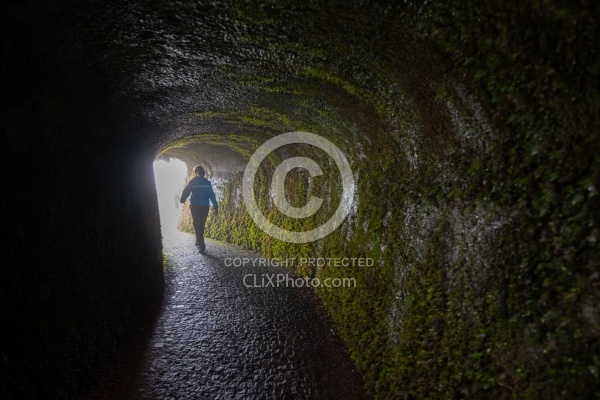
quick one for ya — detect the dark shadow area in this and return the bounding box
[74,309,162,400]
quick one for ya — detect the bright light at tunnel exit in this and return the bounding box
[153,157,188,238]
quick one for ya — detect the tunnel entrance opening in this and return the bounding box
[153,157,188,239]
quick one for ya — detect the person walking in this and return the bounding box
[180,165,219,253]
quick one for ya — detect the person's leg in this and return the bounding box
[191,206,210,249]
[190,206,204,247]
[197,206,210,248]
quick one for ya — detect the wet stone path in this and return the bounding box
[91,232,368,399]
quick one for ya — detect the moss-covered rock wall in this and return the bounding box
[3,0,598,398]
[163,2,600,398]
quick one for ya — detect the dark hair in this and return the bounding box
[194,165,205,176]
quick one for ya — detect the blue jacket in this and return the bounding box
[180,177,218,208]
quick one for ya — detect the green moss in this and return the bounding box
[167,3,599,398]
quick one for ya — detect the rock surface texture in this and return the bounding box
[2,1,599,399]
[84,234,366,400]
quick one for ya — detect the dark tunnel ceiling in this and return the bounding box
[161,142,248,180]
[5,0,434,162]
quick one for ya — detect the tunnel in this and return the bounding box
[2,1,599,399]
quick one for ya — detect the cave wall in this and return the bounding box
[2,0,599,399]
[1,14,165,398]
[2,119,165,397]
[165,2,600,398]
